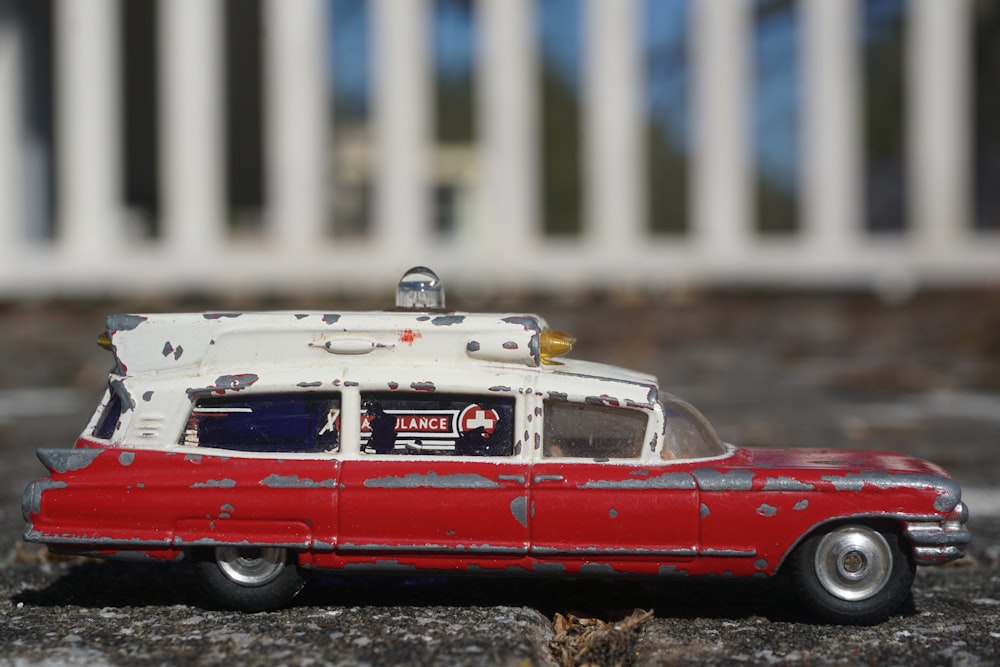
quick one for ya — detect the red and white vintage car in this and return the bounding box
[23,268,969,624]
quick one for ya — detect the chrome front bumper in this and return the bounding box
[905,502,971,565]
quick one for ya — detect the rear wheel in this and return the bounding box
[790,523,914,625]
[194,546,305,611]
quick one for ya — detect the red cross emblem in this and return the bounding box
[458,404,499,435]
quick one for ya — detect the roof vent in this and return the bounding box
[396,266,445,310]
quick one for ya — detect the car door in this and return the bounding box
[337,391,530,558]
[528,399,699,563]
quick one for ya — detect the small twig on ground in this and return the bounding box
[550,608,654,667]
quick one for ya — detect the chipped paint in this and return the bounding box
[466,340,481,353]
[22,479,66,516]
[431,315,465,326]
[533,475,564,483]
[489,385,511,393]
[821,472,962,511]
[580,563,617,574]
[579,473,695,490]
[106,314,147,332]
[343,560,418,572]
[118,452,135,466]
[585,395,620,408]
[755,558,769,569]
[533,546,698,558]
[510,496,528,527]
[322,314,341,325]
[609,508,618,518]
[700,503,711,518]
[363,472,501,489]
[110,378,136,412]
[161,342,183,360]
[187,374,259,398]
[502,341,519,350]
[757,503,778,517]
[297,381,323,388]
[501,316,541,333]
[410,381,436,392]
[700,548,757,557]
[693,469,754,491]
[37,448,102,473]
[547,391,568,401]
[793,499,809,510]
[142,391,154,402]
[203,313,242,320]
[763,477,815,491]
[497,474,526,484]
[190,478,236,489]
[259,474,336,489]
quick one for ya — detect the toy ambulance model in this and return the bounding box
[22,268,969,624]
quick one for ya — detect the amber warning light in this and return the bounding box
[540,329,575,364]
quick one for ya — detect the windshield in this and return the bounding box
[660,395,727,460]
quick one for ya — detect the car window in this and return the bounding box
[183,392,341,453]
[359,393,515,456]
[660,396,726,459]
[542,401,647,459]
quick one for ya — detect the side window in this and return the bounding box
[360,393,515,457]
[92,390,123,440]
[184,393,341,453]
[543,401,647,459]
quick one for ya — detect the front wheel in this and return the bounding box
[194,546,305,612]
[790,523,914,625]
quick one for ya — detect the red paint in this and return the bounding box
[23,444,961,580]
[398,329,422,345]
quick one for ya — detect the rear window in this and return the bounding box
[542,401,648,459]
[92,391,123,440]
[183,393,341,453]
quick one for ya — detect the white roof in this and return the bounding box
[105,310,551,378]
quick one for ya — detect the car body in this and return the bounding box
[22,270,970,623]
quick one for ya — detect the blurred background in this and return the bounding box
[0,0,998,298]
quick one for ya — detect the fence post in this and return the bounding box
[801,0,862,263]
[264,0,330,255]
[584,0,642,268]
[909,0,971,253]
[373,0,430,260]
[54,0,121,259]
[0,10,19,268]
[160,0,225,257]
[478,0,538,275]
[691,0,751,262]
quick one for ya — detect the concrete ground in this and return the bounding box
[0,291,998,665]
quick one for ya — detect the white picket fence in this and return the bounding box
[0,0,997,298]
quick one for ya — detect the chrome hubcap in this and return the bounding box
[215,546,286,586]
[814,526,892,601]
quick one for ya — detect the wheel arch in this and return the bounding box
[774,514,914,575]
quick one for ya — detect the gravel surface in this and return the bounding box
[1,292,998,665]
